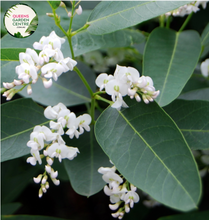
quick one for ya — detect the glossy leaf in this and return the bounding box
[64,128,110,197]
[87,1,191,35]
[18,62,94,106]
[1,216,69,220]
[201,22,209,56]
[179,88,209,101]
[1,203,22,215]
[158,210,209,220]
[1,48,39,61]
[1,98,48,162]
[164,99,209,150]
[2,158,40,203]
[143,27,201,107]
[47,1,61,10]
[95,98,201,211]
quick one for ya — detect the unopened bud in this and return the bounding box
[68,11,72,18]
[76,5,82,15]
[3,82,15,89]
[59,2,66,8]
[46,156,53,166]
[45,182,49,189]
[51,170,58,179]
[135,94,141,102]
[109,202,120,210]
[27,85,32,95]
[38,188,43,198]
[14,79,23,86]
[33,174,43,183]
[41,175,48,184]
[43,78,52,88]
[32,78,38,84]
[52,178,60,186]
[45,164,51,173]
[46,13,54,17]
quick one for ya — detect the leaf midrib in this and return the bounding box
[158,32,180,105]
[118,109,197,207]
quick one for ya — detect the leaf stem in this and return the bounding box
[166,16,171,29]
[159,15,165,27]
[74,66,94,97]
[91,98,95,124]
[179,12,193,32]
[95,95,112,105]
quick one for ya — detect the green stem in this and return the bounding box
[95,95,112,105]
[74,66,94,97]
[179,12,193,32]
[159,15,165,27]
[71,24,90,36]
[69,1,75,32]
[90,98,95,124]
[166,16,171,29]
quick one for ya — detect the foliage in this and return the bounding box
[1,1,209,220]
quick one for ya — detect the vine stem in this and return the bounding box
[74,66,94,97]
[179,12,193,32]
[95,95,113,105]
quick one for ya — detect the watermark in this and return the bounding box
[4,3,38,38]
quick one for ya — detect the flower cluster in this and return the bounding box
[98,165,139,219]
[165,1,208,17]
[95,65,160,110]
[3,31,77,100]
[200,58,209,78]
[27,102,91,197]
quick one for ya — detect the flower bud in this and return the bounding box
[59,2,66,8]
[46,156,53,166]
[41,175,48,184]
[109,202,120,210]
[3,82,15,89]
[46,13,54,17]
[14,79,23,86]
[33,174,43,183]
[52,178,60,186]
[45,164,51,173]
[27,85,32,95]
[45,182,50,189]
[135,94,141,102]
[38,188,43,198]
[76,5,82,15]
[43,78,53,88]
[68,12,72,18]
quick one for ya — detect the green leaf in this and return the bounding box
[1,98,48,162]
[87,1,192,35]
[47,1,61,10]
[158,210,209,220]
[201,22,209,54]
[143,27,201,107]
[95,98,201,211]
[1,215,69,220]
[1,48,40,61]
[1,203,22,215]
[164,99,209,150]
[2,158,40,203]
[179,88,209,101]
[64,128,110,197]
[26,15,38,34]
[17,61,95,106]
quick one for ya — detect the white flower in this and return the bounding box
[16,63,38,83]
[19,52,35,66]
[26,48,39,65]
[102,171,123,185]
[76,5,82,15]
[123,191,140,208]
[66,112,80,139]
[195,0,208,9]
[59,57,77,71]
[95,73,114,91]
[44,103,68,119]
[27,149,42,165]
[46,143,79,162]
[41,62,66,81]
[48,31,65,49]
[76,114,91,134]
[98,166,116,174]
[38,44,56,65]
[50,121,65,135]
[42,78,53,88]
[200,59,209,77]
[33,35,49,50]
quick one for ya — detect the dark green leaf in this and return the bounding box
[1,203,22,215]
[1,98,48,162]
[18,61,95,107]
[158,210,209,220]
[95,98,201,211]
[64,128,110,197]
[179,88,209,101]
[164,99,209,150]
[1,215,69,220]
[47,1,61,10]
[143,28,201,107]
[87,1,192,35]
